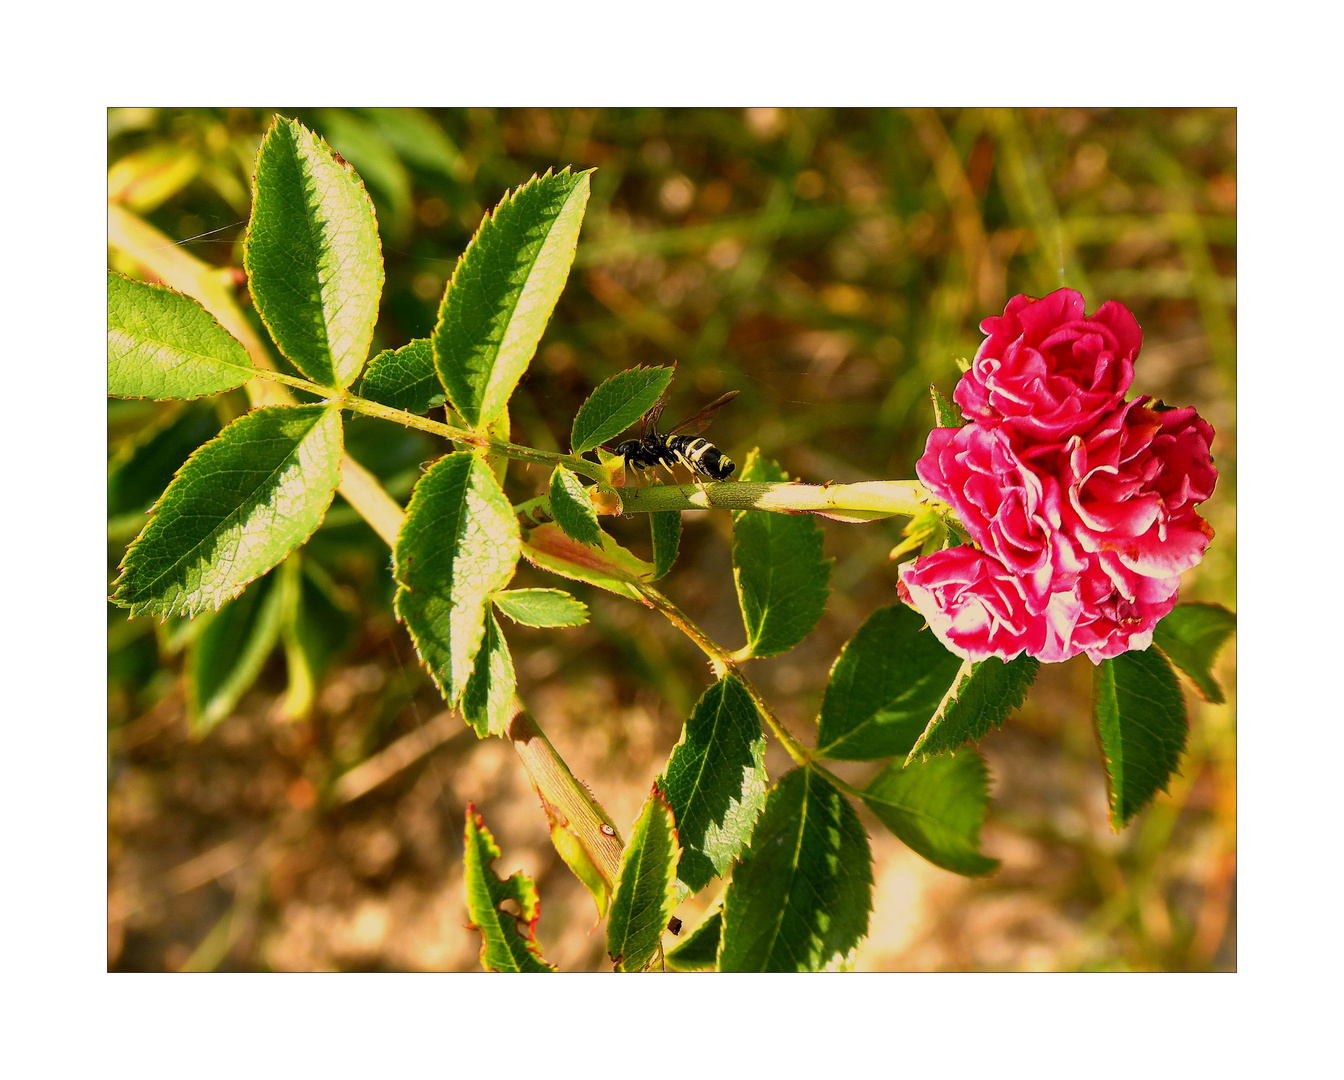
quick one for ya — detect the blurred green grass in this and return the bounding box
[108,107,1235,972]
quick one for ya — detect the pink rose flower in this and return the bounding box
[1066,552,1181,662]
[902,291,1218,667]
[1060,397,1217,578]
[899,544,1181,665]
[915,422,1087,603]
[954,289,1142,442]
[897,546,1077,664]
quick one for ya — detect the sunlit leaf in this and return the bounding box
[463,805,556,972]
[107,273,254,400]
[732,450,831,658]
[570,364,674,453]
[862,752,999,876]
[665,907,722,971]
[930,384,966,428]
[719,767,872,972]
[521,522,654,604]
[491,588,588,628]
[548,464,603,547]
[1093,648,1188,828]
[113,404,344,619]
[659,676,767,894]
[606,784,681,973]
[433,169,591,428]
[360,338,445,414]
[815,604,964,761]
[461,611,517,738]
[394,452,521,705]
[907,653,1039,762]
[244,116,383,389]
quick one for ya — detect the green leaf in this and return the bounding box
[731,450,832,658]
[113,404,344,619]
[107,402,221,519]
[461,611,517,738]
[886,509,947,564]
[107,273,254,400]
[244,116,383,390]
[522,522,655,604]
[665,908,722,971]
[1093,648,1189,829]
[186,570,286,736]
[548,464,603,547]
[463,805,557,972]
[1152,603,1237,704]
[569,365,674,454]
[815,605,965,761]
[491,588,588,628]
[930,384,966,428]
[862,752,999,876]
[659,676,768,894]
[606,784,681,972]
[650,510,682,580]
[393,452,521,705]
[277,558,356,722]
[433,169,591,428]
[360,339,446,414]
[907,653,1040,762]
[719,767,873,972]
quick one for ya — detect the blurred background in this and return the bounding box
[107,107,1236,972]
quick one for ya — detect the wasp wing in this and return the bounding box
[643,395,669,438]
[666,390,740,435]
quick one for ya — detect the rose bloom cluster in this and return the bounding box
[897,289,1217,665]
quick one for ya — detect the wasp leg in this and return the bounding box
[668,451,705,500]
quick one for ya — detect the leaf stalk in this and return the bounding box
[637,584,813,769]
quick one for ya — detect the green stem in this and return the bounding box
[808,761,867,801]
[248,369,945,522]
[637,584,812,769]
[635,585,868,801]
[617,479,945,521]
[245,366,610,482]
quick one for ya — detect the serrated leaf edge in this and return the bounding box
[463,803,557,972]
[570,363,675,454]
[106,271,255,401]
[607,782,681,972]
[434,167,593,428]
[243,115,385,390]
[111,403,343,621]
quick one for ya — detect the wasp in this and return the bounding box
[612,389,739,484]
